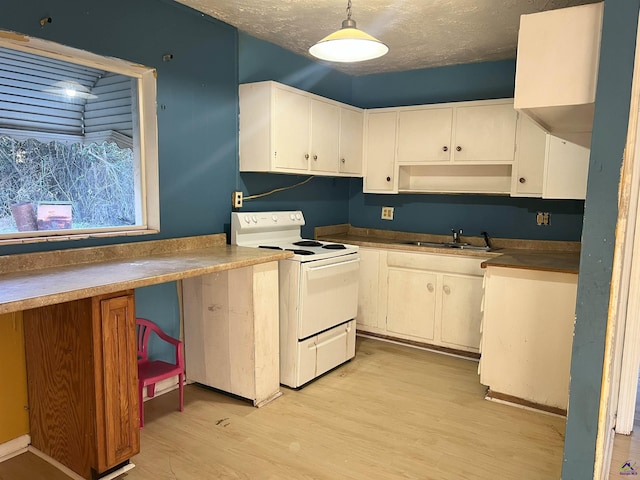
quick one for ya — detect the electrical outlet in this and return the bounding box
[381,206,394,220]
[232,191,243,208]
[536,211,550,226]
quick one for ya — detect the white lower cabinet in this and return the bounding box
[387,268,437,340]
[479,266,577,410]
[356,247,486,354]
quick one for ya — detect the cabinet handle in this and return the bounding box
[427,283,434,292]
[386,176,391,182]
[519,177,526,184]
[305,153,310,160]
[313,154,318,161]
[443,285,451,295]
[341,158,346,163]
[442,146,448,152]
[456,146,462,152]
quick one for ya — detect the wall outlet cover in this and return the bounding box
[232,191,243,208]
[381,206,394,220]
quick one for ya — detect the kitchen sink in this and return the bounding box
[403,241,492,252]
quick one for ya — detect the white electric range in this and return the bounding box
[231,211,359,388]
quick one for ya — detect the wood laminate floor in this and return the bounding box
[0,337,566,480]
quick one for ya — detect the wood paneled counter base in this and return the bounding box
[0,234,292,480]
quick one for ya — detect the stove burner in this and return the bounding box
[322,243,346,250]
[293,240,323,247]
[286,249,315,255]
[259,245,283,250]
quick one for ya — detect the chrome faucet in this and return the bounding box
[451,228,463,244]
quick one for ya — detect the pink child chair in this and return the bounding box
[136,317,184,428]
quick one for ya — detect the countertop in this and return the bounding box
[0,234,293,315]
[315,225,580,274]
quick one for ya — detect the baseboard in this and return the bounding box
[356,332,480,361]
[485,389,567,417]
[28,446,135,480]
[27,447,85,480]
[0,434,30,463]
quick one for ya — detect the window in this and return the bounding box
[0,31,159,245]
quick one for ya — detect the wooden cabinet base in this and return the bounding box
[24,291,139,480]
[485,390,567,417]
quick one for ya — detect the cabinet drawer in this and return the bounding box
[387,251,486,276]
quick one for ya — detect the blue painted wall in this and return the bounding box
[349,179,584,241]
[563,1,640,478]
[1,0,241,361]
[352,59,517,108]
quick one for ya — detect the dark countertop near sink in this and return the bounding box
[315,224,580,274]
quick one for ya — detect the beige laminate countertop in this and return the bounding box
[315,225,581,274]
[0,233,293,315]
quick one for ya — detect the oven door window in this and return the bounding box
[297,255,360,339]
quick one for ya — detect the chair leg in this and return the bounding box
[178,373,184,412]
[148,383,155,398]
[138,382,144,429]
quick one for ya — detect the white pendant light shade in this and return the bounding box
[309,2,388,63]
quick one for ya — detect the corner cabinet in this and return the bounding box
[511,114,590,199]
[356,247,486,354]
[239,81,364,177]
[24,291,139,480]
[363,99,517,194]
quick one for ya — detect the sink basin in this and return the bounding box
[403,241,491,252]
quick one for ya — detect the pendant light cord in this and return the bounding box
[346,0,352,20]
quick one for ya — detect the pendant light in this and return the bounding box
[309,0,388,63]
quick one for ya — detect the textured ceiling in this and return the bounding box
[177,0,601,76]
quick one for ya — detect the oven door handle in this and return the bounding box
[305,258,360,271]
[304,257,360,280]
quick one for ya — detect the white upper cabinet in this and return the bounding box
[339,107,364,175]
[511,114,590,199]
[452,103,517,163]
[397,107,453,163]
[239,81,364,177]
[396,101,516,164]
[514,2,604,135]
[309,98,340,173]
[363,110,398,193]
[272,87,311,170]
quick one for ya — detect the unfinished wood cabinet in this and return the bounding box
[24,291,139,480]
[182,262,281,407]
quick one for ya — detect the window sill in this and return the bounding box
[0,228,159,247]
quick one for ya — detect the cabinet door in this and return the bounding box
[453,103,517,162]
[95,294,140,472]
[386,268,437,340]
[339,107,364,175]
[440,274,483,350]
[310,98,340,173]
[274,87,310,170]
[397,107,453,163]
[511,114,545,197]
[364,111,398,193]
[543,134,590,200]
[356,248,380,329]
